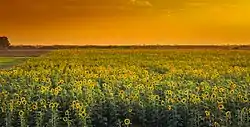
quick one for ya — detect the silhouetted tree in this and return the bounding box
[0,36,10,49]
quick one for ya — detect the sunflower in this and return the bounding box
[49,103,55,109]
[54,89,59,96]
[148,87,154,91]
[184,90,189,96]
[242,96,248,103]
[166,90,173,96]
[64,110,70,116]
[55,86,62,92]
[63,117,68,122]
[229,90,234,94]
[58,80,64,85]
[155,95,160,101]
[34,78,39,82]
[79,110,87,118]
[139,101,144,107]
[17,101,22,106]
[219,88,225,93]
[161,100,165,106]
[20,97,26,102]
[167,105,172,110]
[40,86,46,93]
[124,118,131,125]
[211,94,217,99]
[218,103,224,110]
[181,98,187,104]
[213,122,220,127]
[32,103,38,110]
[217,97,224,103]
[205,110,210,117]
[230,83,237,90]
[119,90,124,95]
[21,100,27,105]
[128,108,133,113]
[75,103,81,110]
[167,98,175,104]
[19,110,24,116]
[225,111,231,119]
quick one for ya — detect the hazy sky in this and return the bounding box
[1,0,250,45]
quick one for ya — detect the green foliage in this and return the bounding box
[0,49,250,127]
[0,36,10,48]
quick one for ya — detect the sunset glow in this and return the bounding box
[1,0,250,45]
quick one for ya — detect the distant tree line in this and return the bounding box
[7,45,250,50]
[0,36,249,50]
[0,36,10,49]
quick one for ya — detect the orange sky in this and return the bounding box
[1,0,250,45]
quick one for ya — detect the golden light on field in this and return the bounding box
[0,0,250,45]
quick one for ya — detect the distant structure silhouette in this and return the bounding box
[0,36,10,49]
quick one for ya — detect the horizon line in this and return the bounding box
[10,44,250,46]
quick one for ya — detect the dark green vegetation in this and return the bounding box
[0,36,10,49]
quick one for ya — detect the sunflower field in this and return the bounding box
[0,49,249,127]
